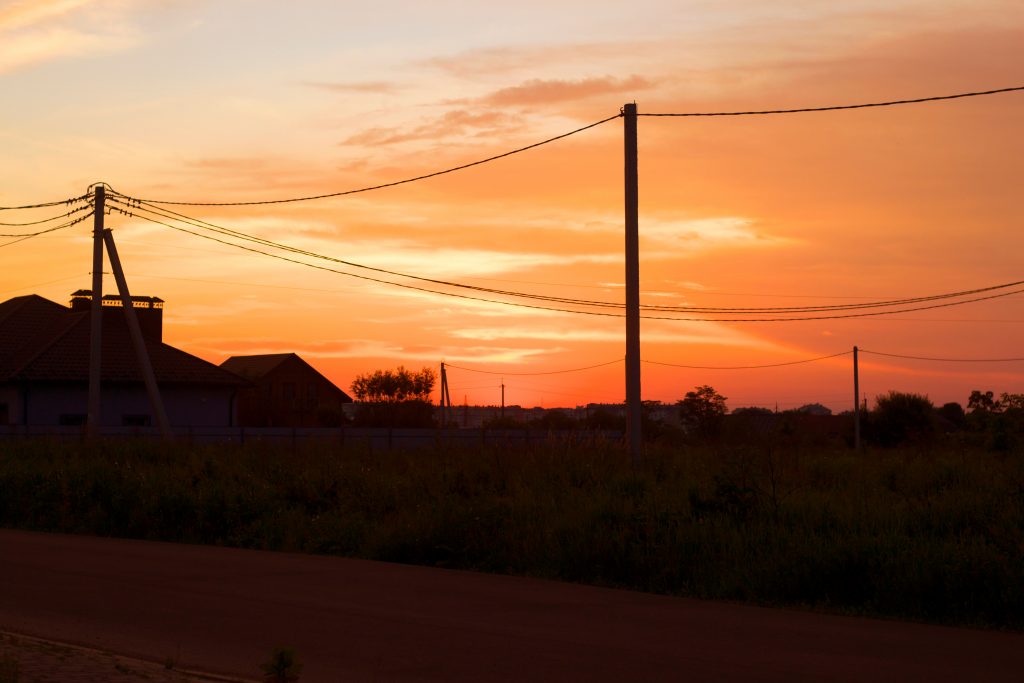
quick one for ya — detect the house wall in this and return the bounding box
[236,357,349,427]
[20,383,236,427]
[0,384,22,425]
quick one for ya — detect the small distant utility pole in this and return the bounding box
[501,380,505,419]
[87,185,105,436]
[623,102,642,463]
[853,345,861,450]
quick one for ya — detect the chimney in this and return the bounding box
[69,291,164,341]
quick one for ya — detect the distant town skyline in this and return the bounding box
[2,0,1023,412]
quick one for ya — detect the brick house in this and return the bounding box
[219,353,352,427]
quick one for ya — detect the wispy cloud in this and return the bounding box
[304,80,402,94]
[342,110,521,146]
[481,75,654,106]
[0,0,137,73]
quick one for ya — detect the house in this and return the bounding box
[0,291,246,428]
[219,353,352,427]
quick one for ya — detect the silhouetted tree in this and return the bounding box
[350,366,436,428]
[937,402,966,430]
[795,403,832,416]
[678,385,728,439]
[868,391,936,447]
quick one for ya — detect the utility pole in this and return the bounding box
[623,102,642,463]
[103,230,172,439]
[853,345,861,450]
[501,380,505,419]
[87,185,105,436]
[439,362,451,428]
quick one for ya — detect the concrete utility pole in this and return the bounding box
[102,229,172,439]
[87,185,105,436]
[439,362,451,428]
[623,103,642,463]
[853,345,861,450]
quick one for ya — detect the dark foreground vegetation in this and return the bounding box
[1,436,1022,630]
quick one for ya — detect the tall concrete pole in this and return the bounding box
[103,229,172,439]
[624,103,642,463]
[86,185,105,436]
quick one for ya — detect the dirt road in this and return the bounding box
[0,529,1020,681]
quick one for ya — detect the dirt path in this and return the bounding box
[0,529,1020,682]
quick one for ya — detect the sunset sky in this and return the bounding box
[2,0,1023,412]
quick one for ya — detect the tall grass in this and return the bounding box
[1,437,1021,629]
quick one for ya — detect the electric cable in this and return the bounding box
[640,85,1024,117]
[641,350,851,369]
[0,194,89,211]
[0,204,95,235]
[107,196,1024,316]
[0,213,92,247]
[110,205,1024,322]
[860,350,1024,363]
[111,114,622,207]
[0,203,93,228]
[444,358,623,376]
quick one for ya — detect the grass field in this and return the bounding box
[1,436,1021,630]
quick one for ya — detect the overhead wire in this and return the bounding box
[860,349,1024,363]
[107,196,1024,317]
[111,113,623,207]
[107,200,1024,322]
[0,204,95,235]
[641,350,851,369]
[444,358,623,376]
[639,85,1024,117]
[0,203,94,228]
[0,194,89,211]
[0,212,93,248]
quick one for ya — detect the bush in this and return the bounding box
[868,391,937,447]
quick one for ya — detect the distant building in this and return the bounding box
[0,291,246,428]
[220,353,352,427]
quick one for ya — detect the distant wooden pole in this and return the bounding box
[624,102,642,463]
[501,381,505,419]
[853,345,861,450]
[87,186,105,436]
[102,229,172,439]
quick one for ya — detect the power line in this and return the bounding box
[0,194,89,212]
[860,349,1024,363]
[0,213,92,247]
[108,196,1024,317]
[642,350,851,370]
[640,85,1024,117]
[445,358,623,376]
[106,202,1024,322]
[0,204,94,235]
[0,204,93,228]
[112,114,623,207]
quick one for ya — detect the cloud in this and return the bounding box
[342,110,521,146]
[303,80,402,94]
[0,0,137,73]
[641,217,794,253]
[481,75,655,106]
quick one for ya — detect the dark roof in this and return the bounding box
[221,353,352,402]
[220,353,295,379]
[0,294,245,386]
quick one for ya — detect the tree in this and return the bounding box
[869,391,936,447]
[677,385,728,438]
[795,403,832,416]
[967,390,1000,414]
[350,366,437,427]
[351,366,435,403]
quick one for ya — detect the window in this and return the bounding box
[122,415,152,427]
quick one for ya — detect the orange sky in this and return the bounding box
[2,0,1024,412]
